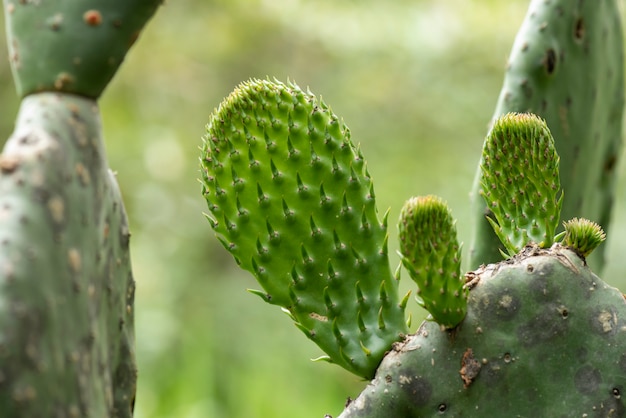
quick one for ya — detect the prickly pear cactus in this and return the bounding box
[201,79,409,379]
[0,1,160,416]
[339,245,626,417]
[469,0,624,270]
[338,112,625,417]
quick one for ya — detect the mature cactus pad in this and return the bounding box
[339,245,626,417]
[201,79,408,378]
[0,93,136,417]
[4,0,162,98]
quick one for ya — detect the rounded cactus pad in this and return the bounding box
[200,79,408,378]
[5,0,162,98]
[398,196,466,329]
[339,245,626,417]
[480,112,562,257]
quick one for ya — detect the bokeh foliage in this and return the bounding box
[1,1,625,417]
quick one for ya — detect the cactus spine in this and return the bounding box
[469,0,624,270]
[1,1,160,416]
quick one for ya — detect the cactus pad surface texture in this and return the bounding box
[339,244,626,417]
[201,79,409,379]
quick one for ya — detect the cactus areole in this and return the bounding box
[339,245,626,417]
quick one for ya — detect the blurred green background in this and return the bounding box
[2,1,626,417]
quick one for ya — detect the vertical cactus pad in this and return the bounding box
[4,0,162,98]
[0,93,135,416]
[480,113,562,257]
[339,245,626,417]
[398,196,466,329]
[200,79,408,378]
[469,0,624,270]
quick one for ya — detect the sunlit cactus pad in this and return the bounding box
[200,79,408,378]
[339,245,626,417]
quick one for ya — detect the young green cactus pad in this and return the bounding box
[480,112,562,257]
[469,0,624,270]
[398,196,466,329]
[4,0,162,98]
[561,217,606,258]
[0,93,136,417]
[200,79,408,378]
[339,245,626,417]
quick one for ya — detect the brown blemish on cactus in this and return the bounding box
[54,72,74,90]
[83,10,102,26]
[68,248,81,274]
[310,312,328,322]
[593,308,617,335]
[0,156,19,173]
[574,17,585,41]
[459,348,481,388]
[75,162,91,185]
[543,48,557,75]
[47,196,65,223]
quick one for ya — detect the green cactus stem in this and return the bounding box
[398,195,466,329]
[200,79,408,379]
[4,0,162,98]
[480,112,562,257]
[339,245,626,417]
[469,0,624,270]
[561,217,606,258]
[0,1,160,415]
[0,93,136,417]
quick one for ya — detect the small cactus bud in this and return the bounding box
[398,195,466,328]
[561,217,606,258]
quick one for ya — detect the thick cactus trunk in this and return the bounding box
[339,245,626,417]
[1,1,160,416]
[468,0,624,271]
[0,93,136,417]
